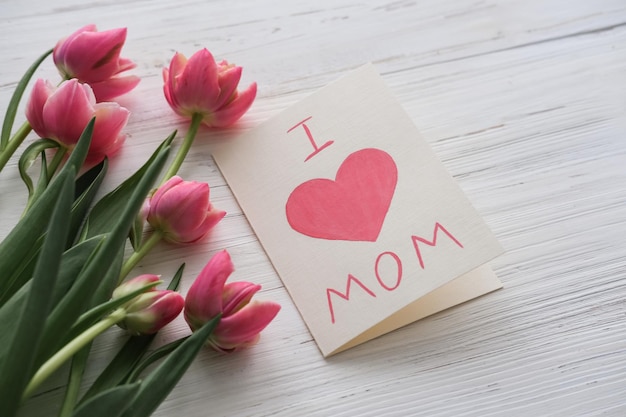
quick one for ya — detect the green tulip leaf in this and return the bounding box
[126,336,188,383]
[0,173,64,303]
[17,138,59,202]
[68,159,108,247]
[82,130,176,243]
[0,156,104,307]
[120,315,221,417]
[0,169,74,414]
[59,346,92,417]
[79,263,186,404]
[69,280,161,338]
[71,382,141,417]
[0,235,43,307]
[129,211,145,251]
[80,335,153,404]
[167,263,185,291]
[51,237,106,306]
[0,283,29,364]
[0,236,104,365]
[0,120,94,305]
[36,144,170,365]
[0,49,52,151]
[64,118,95,176]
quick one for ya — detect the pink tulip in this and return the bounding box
[146,176,226,244]
[53,24,140,101]
[113,274,185,335]
[163,48,257,127]
[184,250,280,353]
[26,79,129,164]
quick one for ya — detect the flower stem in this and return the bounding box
[159,112,203,184]
[22,308,127,401]
[58,344,91,417]
[119,230,163,284]
[0,121,32,172]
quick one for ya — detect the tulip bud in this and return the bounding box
[163,48,256,127]
[53,24,140,101]
[114,275,184,335]
[146,176,226,244]
[184,250,280,353]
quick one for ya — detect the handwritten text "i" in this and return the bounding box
[287,116,334,162]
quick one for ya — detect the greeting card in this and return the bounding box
[213,64,503,357]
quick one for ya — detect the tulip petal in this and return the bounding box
[206,82,257,127]
[156,182,209,237]
[221,282,261,316]
[25,79,56,138]
[163,68,174,108]
[150,176,183,204]
[90,75,141,101]
[214,65,242,109]
[184,250,234,325]
[156,181,207,218]
[53,25,138,97]
[61,28,128,82]
[163,52,188,112]
[92,102,130,148]
[53,24,97,77]
[174,49,220,113]
[190,207,226,241]
[124,291,185,335]
[146,291,185,329]
[168,52,189,81]
[83,135,124,165]
[213,300,280,347]
[115,57,137,73]
[42,80,95,147]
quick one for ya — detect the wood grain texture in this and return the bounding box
[1,0,625,416]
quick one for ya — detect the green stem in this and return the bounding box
[159,112,203,185]
[22,308,127,401]
[0,121,32,172]
[58,344,91,417]
[118,230,163,284]
[47,146,68,179]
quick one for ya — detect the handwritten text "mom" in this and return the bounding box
[326,222,463,324]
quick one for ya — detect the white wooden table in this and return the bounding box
[2,0,625,415]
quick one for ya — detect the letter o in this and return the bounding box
[375,251,403,291]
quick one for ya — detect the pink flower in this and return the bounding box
[26,79,129,164]
[184,250,280,353]
[53,24,140,101]
[146,176,226,244]
[163,48,257,127]
[113,274,185,335]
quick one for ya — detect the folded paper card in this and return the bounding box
[213,64,504,357]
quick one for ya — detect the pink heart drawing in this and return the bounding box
[285,148,398,242]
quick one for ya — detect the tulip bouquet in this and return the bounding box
[0,25,279,417]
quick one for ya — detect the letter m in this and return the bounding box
[411,222,464,269]
[326,275,376,324]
